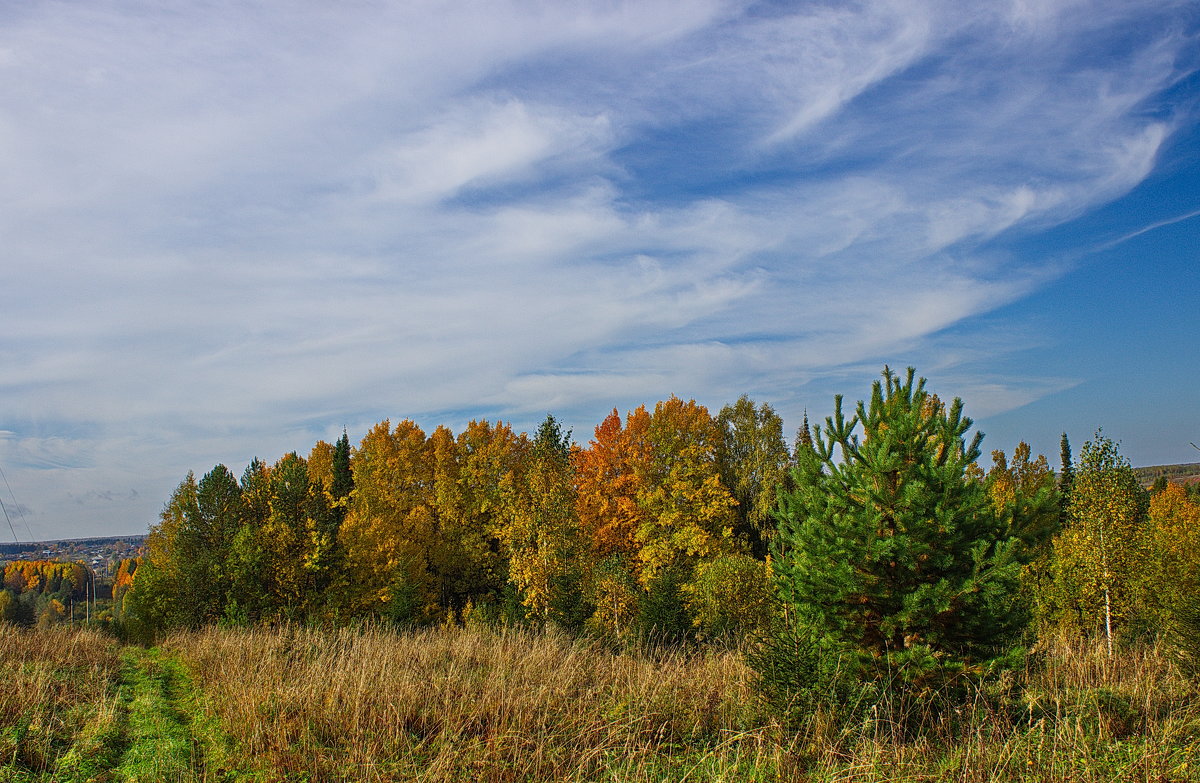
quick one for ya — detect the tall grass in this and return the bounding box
[5,623,1200,781]
[163,624,776,781]
[0,624,124,776]
[165,625,1200,782]
[783,636,1200,782]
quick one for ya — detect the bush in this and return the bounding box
[683,553,774,643]
[634,565,692,644]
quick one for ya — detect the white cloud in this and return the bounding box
[366,100,614,205]
[0,0,1193,536]
[757,1,936,143]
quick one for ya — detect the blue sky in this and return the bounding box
[0,0,1197,539]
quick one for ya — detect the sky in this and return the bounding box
[0,0,1198,541]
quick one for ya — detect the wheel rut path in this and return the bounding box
[49,647,237,783]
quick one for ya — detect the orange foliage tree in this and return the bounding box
[573,407,650,635]
[574,408,649,560]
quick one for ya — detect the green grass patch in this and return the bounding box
[111,648,245,783]
[0,640,247,783]
[113,648,197,782]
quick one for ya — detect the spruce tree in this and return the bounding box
[331,428,354,503]
[795,409,814,454]
[532,413,572,460]
[1059,433,1074,527]
[769,367,1024,699]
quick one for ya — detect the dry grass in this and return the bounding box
[0,624,124,775]
[783,636,1200,782]
[5,623,1200,781]
[163,624,777,782]
[165,626,1200,782]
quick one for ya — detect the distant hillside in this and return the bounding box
[1134,462,1200,487]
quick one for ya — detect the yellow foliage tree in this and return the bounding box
[715,395,791,557]
[258,452,328,618]
[1140,482,1200,627]
[341,420,437,617]
[429,421,528,616]
[1051,432,1148,651]
[498,415,587,625]
[978,442,1059,556]
[634,396,738,588]
[37,598,66,629]
[307,439,335,496]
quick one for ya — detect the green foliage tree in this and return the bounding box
[125,472,198,634]
[185,464,243,622]
[1059,433,1074,527]
[332,428,354,503]
[768,367,1025,706]
[123,466,244,633]
[0,589,14,624]
[683,552,774,643]
[716,395,791,558]
[260,452,322,620]
[222,459,272,623]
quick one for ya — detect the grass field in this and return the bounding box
[3,623,1200,781]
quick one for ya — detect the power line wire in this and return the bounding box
[0,487,18,544]
[0,462,34,543]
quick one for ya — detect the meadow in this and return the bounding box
[3,622,1199,782]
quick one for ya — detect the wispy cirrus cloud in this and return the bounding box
[0,0,1195,537]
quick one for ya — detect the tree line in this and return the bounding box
[111,368,1200,691]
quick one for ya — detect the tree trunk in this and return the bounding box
[1104,584,1113,657]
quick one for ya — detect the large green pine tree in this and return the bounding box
[771,367,1025,692]
[184,464,243,622]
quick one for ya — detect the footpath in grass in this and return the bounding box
[1,643,241,783]
[108,647,230,782]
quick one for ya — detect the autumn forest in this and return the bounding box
[96,369,1199,649]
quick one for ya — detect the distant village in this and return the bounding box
[0,535,145,572]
